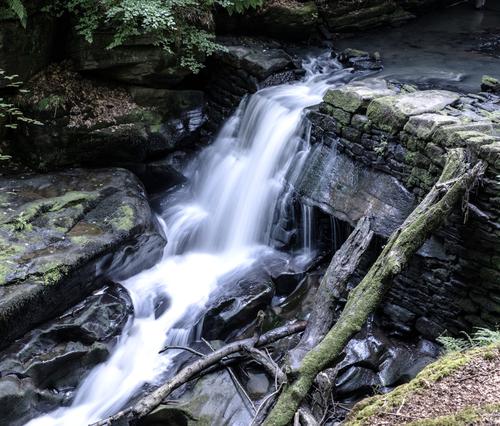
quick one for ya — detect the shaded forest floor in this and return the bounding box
[346,345,500,425]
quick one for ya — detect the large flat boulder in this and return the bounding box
[367,90,460,134]
[69,31,192,87]
[0,168,165,347]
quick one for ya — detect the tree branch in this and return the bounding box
[91,320,306,426]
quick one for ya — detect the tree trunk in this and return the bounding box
[262,149,485,426]
[288,216,373,370]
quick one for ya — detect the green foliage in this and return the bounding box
[1,0,264,72]
[3,0,27,26]
[0,70,42,144]
[437,327,500,354]
[225,0,264,14]
[40,0,259,72]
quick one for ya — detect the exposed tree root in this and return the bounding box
[262,149,486,426]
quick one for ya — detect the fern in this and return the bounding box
[5,0,27,27]
[438,327,500,354]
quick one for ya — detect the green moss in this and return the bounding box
[38,263,70,286]
[69,235,91,245]
[48,191,99,212]
[110,205,135,232]
[407,403,500,425]
[366,96,405,134]
[0,242,25,284]
[2,191,98,234]
[345,346,498,426]
[409,167,436,189]
[324,89,363,113]
[320,103,351,125]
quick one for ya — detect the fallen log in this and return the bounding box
[288,216,373,370]
[91,320,307,426]
[262,149,486,426]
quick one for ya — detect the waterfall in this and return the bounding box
[26,53,355,426]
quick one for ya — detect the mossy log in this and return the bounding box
[262,148,486,426]
[288,216,373,370]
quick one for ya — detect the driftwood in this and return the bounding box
[91,320,306,426]
[262,149,486,426]
[288,216,373,370]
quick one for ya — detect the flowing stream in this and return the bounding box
[27,53,355,426]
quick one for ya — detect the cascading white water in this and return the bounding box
[27,53,355,426]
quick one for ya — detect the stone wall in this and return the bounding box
[203,37,300,130]
[298,78,500,338]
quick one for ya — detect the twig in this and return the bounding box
[202,337,256,414]
[250,385,283,426]
[159,345,205,357]
[396,396,405,415]
[243,346,287,385]
[381,411,420,419]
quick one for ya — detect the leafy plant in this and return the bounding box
[3,0,27,27]
[225,0,264,14]
[41,0,261,72]
[437,327,500,354]
[2,0,265,72]
[0,69,42,140]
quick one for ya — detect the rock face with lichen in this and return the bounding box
[0,168,165,348]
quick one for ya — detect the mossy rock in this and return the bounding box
[481,75,500,94]
[324,79,396,114]
[0,168,165,348]
[367,90,460,134]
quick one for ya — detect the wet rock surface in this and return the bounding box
[140,369,253,426]
[293,137,416,238]
[333,324,440,401]
[199,251,311,340]
[337,48,383,71]
[0,168,164,348]
[0,283,132,426]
